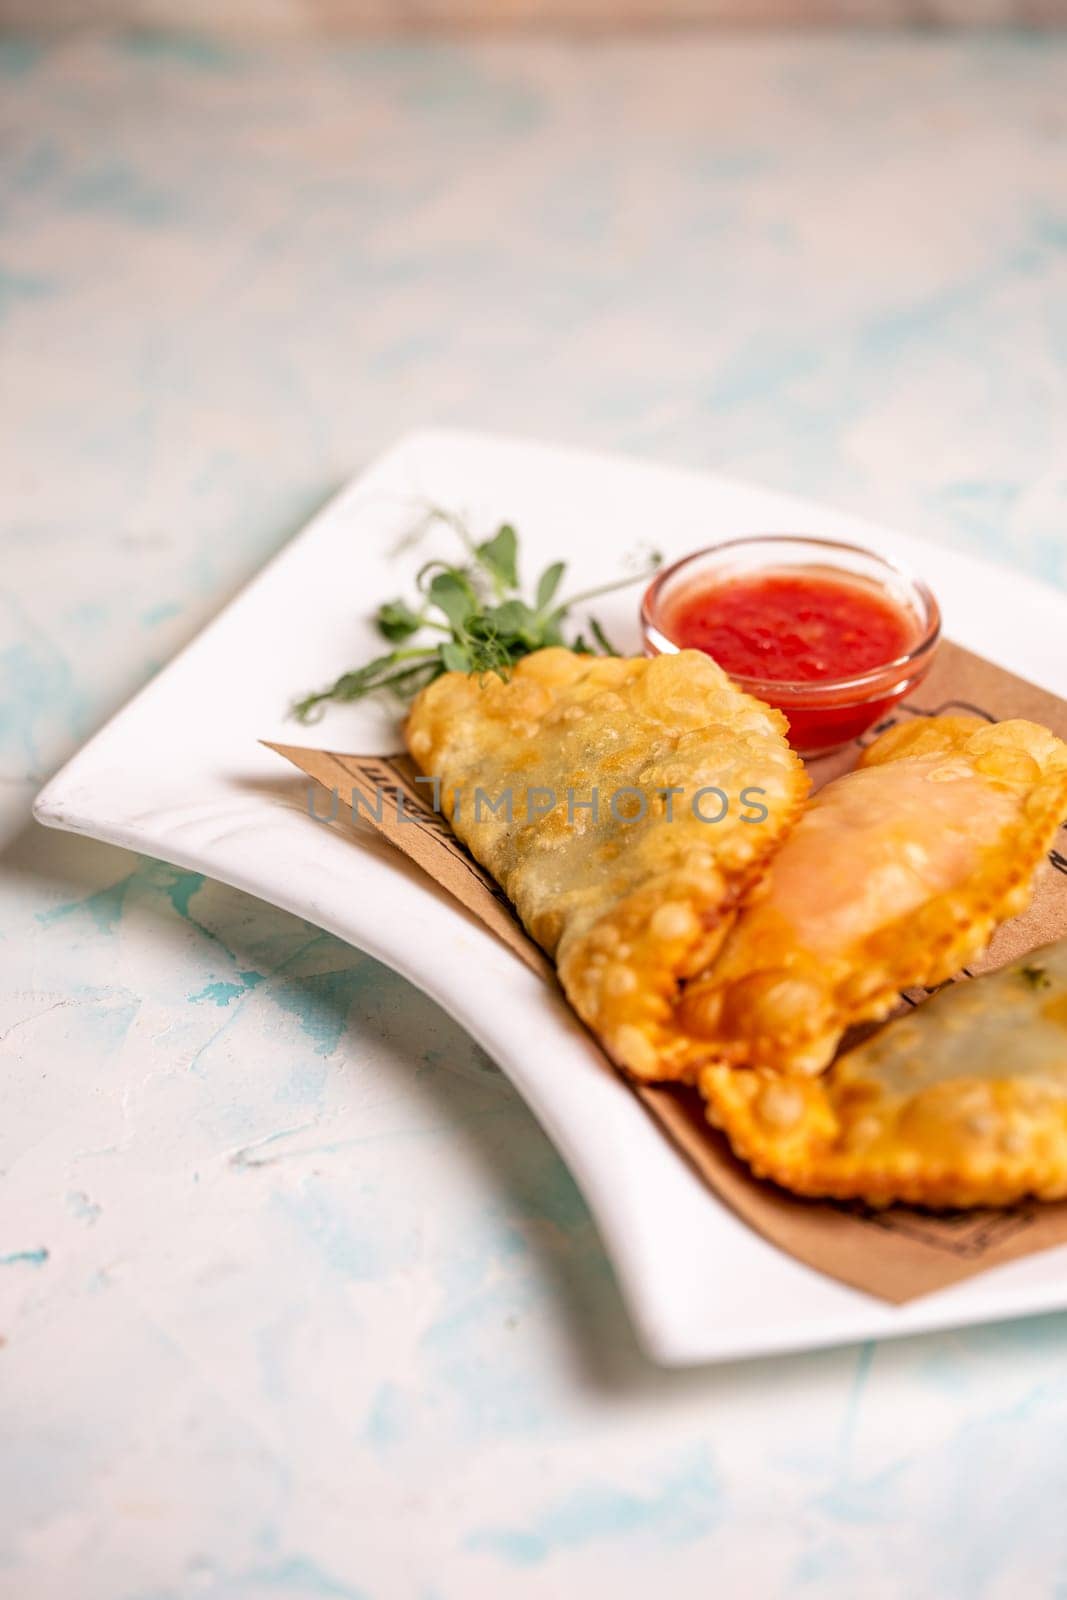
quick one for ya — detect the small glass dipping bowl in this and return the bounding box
[641,535,941,757]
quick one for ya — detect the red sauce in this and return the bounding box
[664,568,918,753]
[666,570,914,683]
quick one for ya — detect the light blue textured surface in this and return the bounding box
[2,28,1067,1600]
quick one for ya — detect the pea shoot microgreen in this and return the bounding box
[293,510,661,721]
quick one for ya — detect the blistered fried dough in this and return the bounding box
[701,939,1067,1208]
[678,716,1067,1078]
[405,648,808,1078]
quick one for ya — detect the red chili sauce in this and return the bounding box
[664,569,917,752]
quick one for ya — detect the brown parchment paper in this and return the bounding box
[266,641,1067,1305]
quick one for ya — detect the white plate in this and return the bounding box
[33,430,1067,1367]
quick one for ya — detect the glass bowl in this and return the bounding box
[641,535,942,757]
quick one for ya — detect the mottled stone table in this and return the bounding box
[2,29,1066,1599]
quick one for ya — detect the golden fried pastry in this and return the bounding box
[701,938,1067,1208]
[405,648,808,1078]
[676,716,1067,1077]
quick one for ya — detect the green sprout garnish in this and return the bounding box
[293,510,661,721]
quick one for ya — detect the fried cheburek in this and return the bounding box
[676,716,1067,1079]
[700,938,1067,1208]
[404,648,808,1078]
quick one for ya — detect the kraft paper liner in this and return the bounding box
[266,640,1067,1305]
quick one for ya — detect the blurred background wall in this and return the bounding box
[2,0,1065,28]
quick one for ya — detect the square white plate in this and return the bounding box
[34,430,1067,1367]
